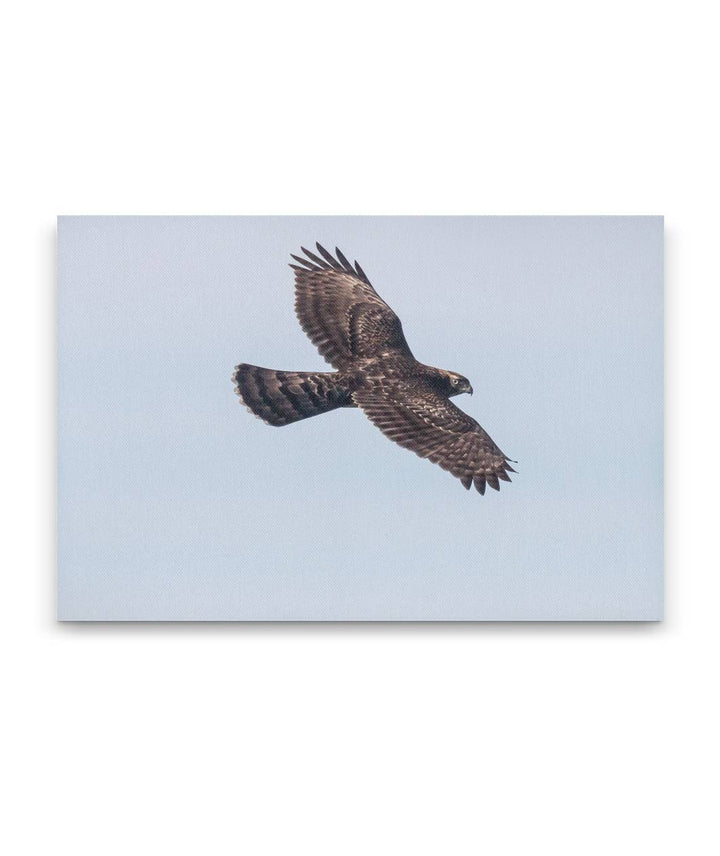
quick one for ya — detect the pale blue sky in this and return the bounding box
[57,216,663,620]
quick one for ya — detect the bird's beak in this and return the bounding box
[468,385,474,396]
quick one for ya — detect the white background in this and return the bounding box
[2,1,717,853]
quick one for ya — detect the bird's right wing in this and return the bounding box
[291,244,412,369]
[353,381,515,494]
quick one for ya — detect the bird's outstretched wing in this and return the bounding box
[291,243,412,369]
[353,381,515,493]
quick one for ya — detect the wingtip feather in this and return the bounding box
[315,242,342,270]
[486,474,500,491]
[335,246,354,274]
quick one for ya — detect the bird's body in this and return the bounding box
[233,244,515,494]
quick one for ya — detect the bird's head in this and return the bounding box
[445,371,474,397]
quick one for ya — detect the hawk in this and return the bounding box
[233,244,515,494]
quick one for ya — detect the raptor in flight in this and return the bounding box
[233,244,515,494]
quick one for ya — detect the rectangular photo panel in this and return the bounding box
[57,216,663,620]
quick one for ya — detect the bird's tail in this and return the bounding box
[233,364,351,426]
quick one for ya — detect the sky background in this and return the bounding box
[57,216,663,620]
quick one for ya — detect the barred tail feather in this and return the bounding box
[233,364,350,426]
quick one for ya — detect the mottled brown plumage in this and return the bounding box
[233,244,515,494]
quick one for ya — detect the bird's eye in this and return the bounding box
[452,377,459,386]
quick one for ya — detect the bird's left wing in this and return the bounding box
[353,381,515,494]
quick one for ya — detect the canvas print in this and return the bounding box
[57,216,663,620]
